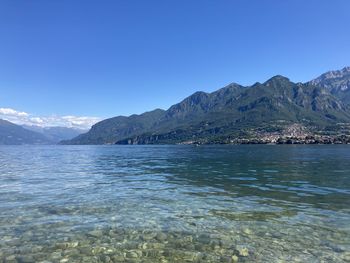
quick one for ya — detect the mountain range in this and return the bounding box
[0,121,85,145]
[23,125,86,143]
[0,119,51,145]
[62,67,350,145]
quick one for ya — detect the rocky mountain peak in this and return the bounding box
[263,75,291,86]
[309,66,350,94]
[342,66,350,72]
[323,67,350,79]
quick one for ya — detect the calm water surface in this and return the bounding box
[0,145,349,262]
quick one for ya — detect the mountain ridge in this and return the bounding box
[62,68,350,145]
[0,119,52,145]
[309,66,350,104]
[0,120,87,145]
[23,125,86,143]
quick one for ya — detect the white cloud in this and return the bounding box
[61,116,101,128]
[30,117,45,124]
[0,107,101,130]
[0,108,28,117]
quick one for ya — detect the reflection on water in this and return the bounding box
[0,145,350,262]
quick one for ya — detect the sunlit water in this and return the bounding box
[0,145,350,263]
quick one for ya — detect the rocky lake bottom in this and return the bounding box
[0,145,349,262]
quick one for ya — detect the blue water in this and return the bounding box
[0,145,349,262]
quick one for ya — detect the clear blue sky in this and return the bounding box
[0,0,349,118]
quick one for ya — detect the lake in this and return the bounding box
[0,145,349,262]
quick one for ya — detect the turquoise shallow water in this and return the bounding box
[0,145,350,262]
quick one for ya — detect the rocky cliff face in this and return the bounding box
[309,67,350,104]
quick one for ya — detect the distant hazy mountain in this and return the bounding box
[23,125,86,143]
[62,69,350,145]
[309,66,350,104]
[0,119,51,145]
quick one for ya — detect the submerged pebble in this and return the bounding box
[237,247,249,257]
[232,254,239,262]
[1,146,350,262]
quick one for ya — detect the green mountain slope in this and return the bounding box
[63,109,166,144]
[62,71,350,145]
[0,119,51,145]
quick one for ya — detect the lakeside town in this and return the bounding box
[181,124,350,145]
